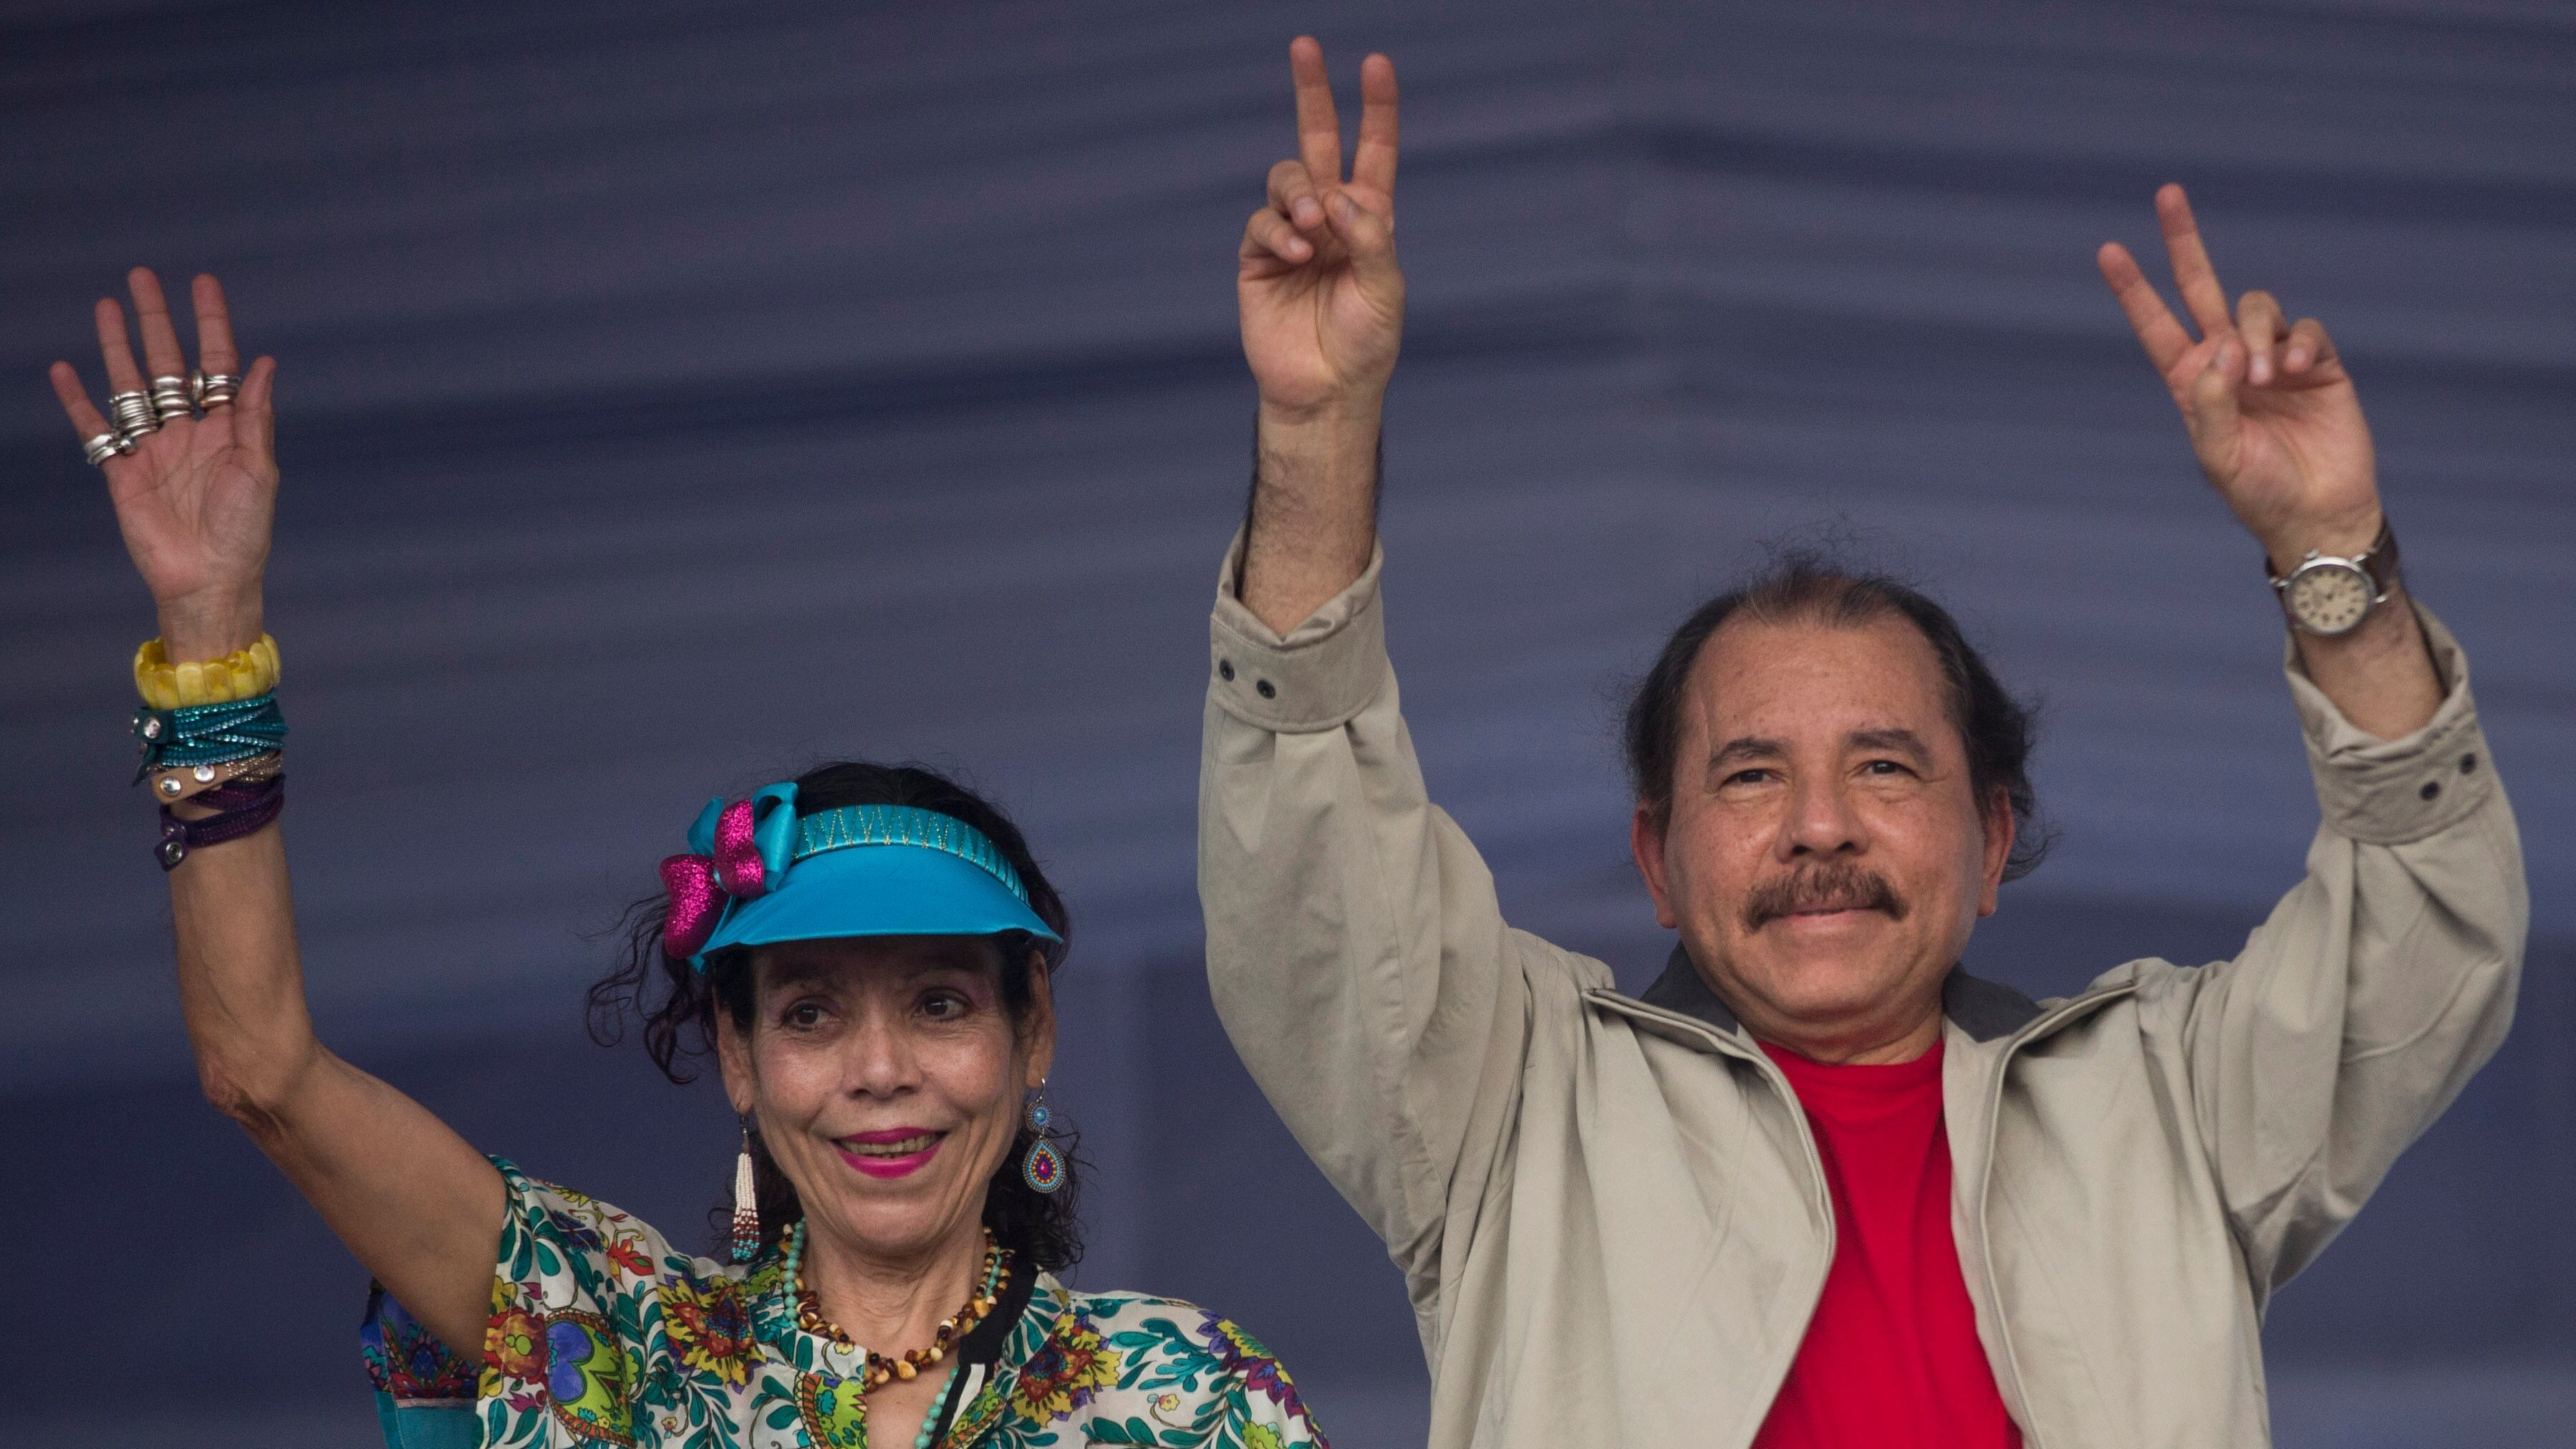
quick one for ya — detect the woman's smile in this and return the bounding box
[835,1127,948,1178]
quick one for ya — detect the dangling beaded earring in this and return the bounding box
[730,1117,761,1263]
[1022,1082,1064,1195]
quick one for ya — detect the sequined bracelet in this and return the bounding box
[157,774,286,871]
[133,690,288,781]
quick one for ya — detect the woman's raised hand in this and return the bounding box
[50,269,278,660]
[54,269,506,1354]
[2098,186,2381,567]
[1238,37,1405,419]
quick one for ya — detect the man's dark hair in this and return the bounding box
[588,761,1085,1271]
[1622,551,2051,882]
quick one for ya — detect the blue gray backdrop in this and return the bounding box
[4,1,2572,1443]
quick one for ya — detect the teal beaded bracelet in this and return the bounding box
[133,690,287,781]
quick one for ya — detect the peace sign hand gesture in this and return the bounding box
[2098,186,2381,569]
[1239,37,1404,418]
[50,269,278,661]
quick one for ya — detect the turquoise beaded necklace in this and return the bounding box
[913,1364,959,1449]
[779,1221,1010,1448]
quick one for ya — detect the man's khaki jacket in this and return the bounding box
[1197,539,2525,1449]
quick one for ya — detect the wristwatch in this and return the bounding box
[2267,519,2400,636]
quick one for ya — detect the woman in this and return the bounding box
[49,269,1326,1449]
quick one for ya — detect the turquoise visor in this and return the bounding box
[681,793,1059,968]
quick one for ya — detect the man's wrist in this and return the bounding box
[2259,504,2383,578]
[1255,395,1384,508]
[1258,393,1385,443]
[1243,395,1384,631]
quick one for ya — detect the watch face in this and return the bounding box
[2287,560,2375,635]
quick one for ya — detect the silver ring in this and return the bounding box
[150,375,193,421]
[82,430,135,466]
[110,390,159,437]
[190,370,241,409]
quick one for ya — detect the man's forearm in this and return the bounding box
[1240,399,1384,636]
[2267,516,2444,741]
[2289,583,2444,741]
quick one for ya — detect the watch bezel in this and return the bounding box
[2264,519,2398,637]
[2277,556,2377,636]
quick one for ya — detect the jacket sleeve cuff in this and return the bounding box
[2287,598,2494,846]
[1207,527,1389,734]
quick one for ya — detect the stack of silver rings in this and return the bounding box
[82,369,241,466]
[150,374,193,421]
[191,369,241,410]
[110,388,158,437]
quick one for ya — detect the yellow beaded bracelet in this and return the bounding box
[133,632,281,708]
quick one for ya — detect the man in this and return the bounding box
[1197,37,2526,1449]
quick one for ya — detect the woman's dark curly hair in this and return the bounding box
[587,761,1084,1271]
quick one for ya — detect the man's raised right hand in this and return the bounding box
[1235,38,1404,632]
[1238,37,1404,420]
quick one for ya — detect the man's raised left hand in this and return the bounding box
[2099,184,2380,572]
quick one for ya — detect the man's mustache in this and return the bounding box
[1742,862,1907,932]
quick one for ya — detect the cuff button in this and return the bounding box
[1217,659,1235,681]
[1256,679,1277,699]
[2460,753,2477,774]
[2418,780,2441,801]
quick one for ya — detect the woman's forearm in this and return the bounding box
[168,817,322,1129]
[155,587,319,1126]
[164,765,503,1355]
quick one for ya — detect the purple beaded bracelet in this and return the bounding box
[157,774,286,872]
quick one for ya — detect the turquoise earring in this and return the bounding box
[1022,1083,1063,1195]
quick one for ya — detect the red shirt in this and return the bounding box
[1752,1040,2021,1449]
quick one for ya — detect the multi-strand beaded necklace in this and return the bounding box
[780,1222,1013,1391]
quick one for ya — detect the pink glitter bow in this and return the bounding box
[660,787,797,961]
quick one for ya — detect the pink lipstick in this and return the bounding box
[835,1127,945,1180]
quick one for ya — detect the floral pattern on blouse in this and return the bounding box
[362,1159,1328,1449]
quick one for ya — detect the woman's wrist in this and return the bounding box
[158,589,266,663]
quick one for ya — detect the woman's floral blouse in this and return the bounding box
[362,1160,1328,1449]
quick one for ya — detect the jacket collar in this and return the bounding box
[1639,942,2046,1045]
